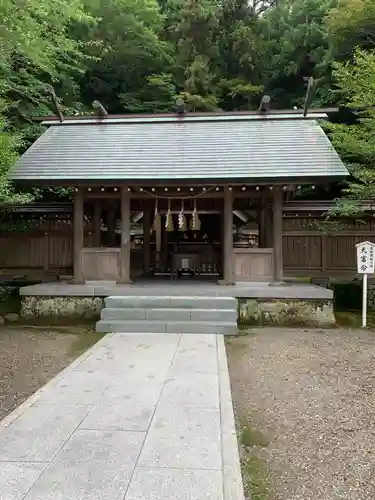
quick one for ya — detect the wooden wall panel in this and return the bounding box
[0,235,45,268]
[283,235,322,269]
[233,249,273,281]
[49,235,73,268]
[1,215,375,280]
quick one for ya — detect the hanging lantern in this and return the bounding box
[152,198,161,234]
[165,198,174,232]
[190,198,201,231]
[178,199,187,232]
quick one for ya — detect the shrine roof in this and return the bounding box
[9,111,348,184]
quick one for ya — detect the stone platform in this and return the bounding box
[19,280,335,327]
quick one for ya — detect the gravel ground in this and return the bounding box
[226,328,375,500]
[0,326,103,421]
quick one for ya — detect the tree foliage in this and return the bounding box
[0,0,94,123]
[0,0,374,206]
[328,49,375,216]
[0,0,94,203]
[326,0,375,61]
[80,0,171,113]
[260,0,335,107]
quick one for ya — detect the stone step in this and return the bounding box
[95,320,237,335]
[105,295,237,310]
[101,307,237,322]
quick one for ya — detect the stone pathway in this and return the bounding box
[0,333,244,500]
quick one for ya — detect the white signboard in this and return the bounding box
[356,241,375,274]
[356,241,375,327]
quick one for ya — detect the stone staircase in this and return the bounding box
[96,295,238,334]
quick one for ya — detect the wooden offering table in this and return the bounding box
[172,252,199,278]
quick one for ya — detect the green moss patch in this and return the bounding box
[240,425,269,448]
[239,420,273,500]
[242,454,272,500]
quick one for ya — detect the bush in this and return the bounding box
[329,282,363,311]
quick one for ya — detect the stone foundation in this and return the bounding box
[20,294,335,328]
[21,296,104,319]
[238,298,335,327]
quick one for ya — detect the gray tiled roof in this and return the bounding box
[9,114,348,182]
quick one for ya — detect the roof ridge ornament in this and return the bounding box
[92,100,108,117]
[47,86,64,123]
[303,77,315,117]
[258,95,271,113]
[175,97,186,116]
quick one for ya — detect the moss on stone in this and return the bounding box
[238,298,335,327]
[21,296,104,320]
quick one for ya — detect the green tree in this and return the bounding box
[167,0,220,110]
[216,0,264,110]
[328,49,375,216]
[0,113,21,204]
[326,0,375,61]
[80,0,172,113]
[0,0,94,203]
[260,0,335,107]
[0,0,94,125]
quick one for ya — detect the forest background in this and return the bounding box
[1,0,374,216]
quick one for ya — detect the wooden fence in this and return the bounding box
[0,218,92,279]
[1,216,374,280]
[283,217,375,278]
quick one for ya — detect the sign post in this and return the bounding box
[356,241,375,327]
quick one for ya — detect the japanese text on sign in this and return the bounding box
[356,241,375,274]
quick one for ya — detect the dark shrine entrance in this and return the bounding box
[90,197,223,280]
[76,184,279,284]
[150,212,222,279]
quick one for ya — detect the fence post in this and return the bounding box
[43,227,50,271]
[321,233,328,274]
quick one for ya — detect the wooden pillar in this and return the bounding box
[155,210,161,271]
[271,186,285,284]
[265,206,274,248]
[117,186,132,284]
[258,188,267,248]
[107,202,116,247]
[162,222,168,273]
[93,200,102,246]
[220,186,235,285]
[143,205,151,275]
[43,227,50,271]
[72,188,85,283]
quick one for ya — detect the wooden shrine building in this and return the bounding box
[9,108,348,285]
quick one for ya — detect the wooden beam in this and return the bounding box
[117,186,132,284]
[72,188,85,283]
[84,190,263,199]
